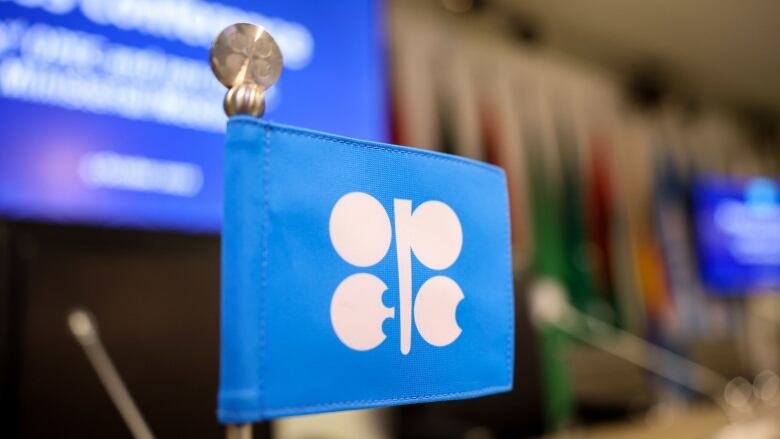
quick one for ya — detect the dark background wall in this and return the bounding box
[0,222,227,438]
[0,222,541,438]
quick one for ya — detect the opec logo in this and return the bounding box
[329,192,464,355]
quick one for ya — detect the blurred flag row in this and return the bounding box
[389,1,779,429]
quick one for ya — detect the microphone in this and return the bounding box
[67,308,154,439]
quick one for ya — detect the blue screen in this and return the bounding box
[694,176,780,294]
[0,0,387,232]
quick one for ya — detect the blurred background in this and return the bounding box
[1,0,779,437]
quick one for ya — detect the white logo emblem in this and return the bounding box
[329,192,464,355]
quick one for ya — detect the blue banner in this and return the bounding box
[219,117,514,422]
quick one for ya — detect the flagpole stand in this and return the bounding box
[209,22,284,439]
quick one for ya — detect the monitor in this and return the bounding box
[0,0,387,232]
[693,175,780,293]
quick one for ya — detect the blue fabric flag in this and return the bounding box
[219,116,514,423]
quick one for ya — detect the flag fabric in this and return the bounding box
[523,110,575,429]
[218,116,514,423]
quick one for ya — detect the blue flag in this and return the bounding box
[219,116,514,423]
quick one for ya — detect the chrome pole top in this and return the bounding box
[210,23,283,118]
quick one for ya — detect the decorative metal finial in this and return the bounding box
[210,23,283,118]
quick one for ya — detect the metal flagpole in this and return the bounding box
[226,424,253,439]
[209,23,284,439]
